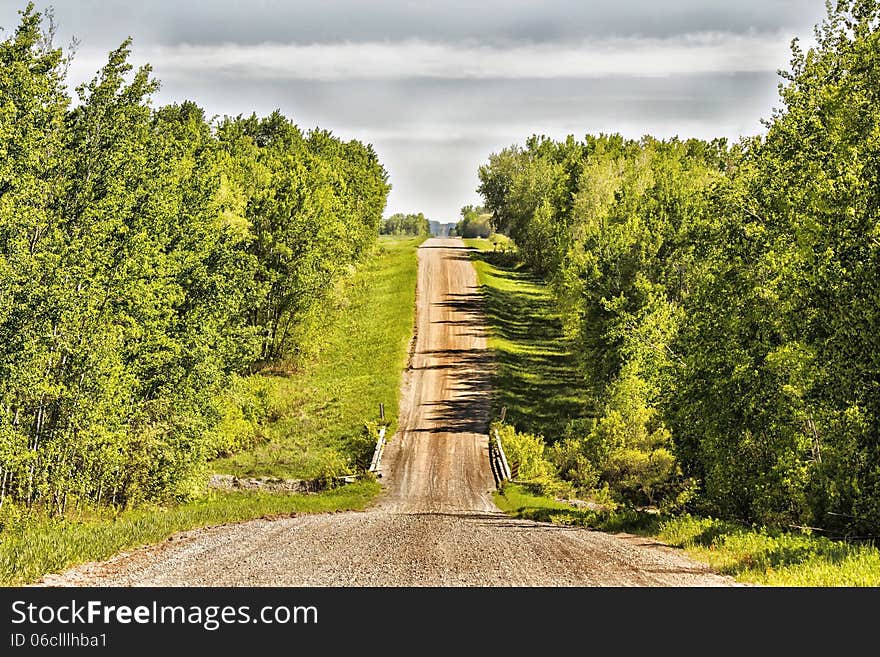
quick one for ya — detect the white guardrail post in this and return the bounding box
[493,428,512,482]
[368,426,387,476]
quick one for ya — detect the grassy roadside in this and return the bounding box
[495,483,880,586]
[1,236,423,585]
[0,481,379,586]
[463,238,590,440]
[212,235,425,479]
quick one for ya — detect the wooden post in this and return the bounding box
[500,406,507,423]
[379,403,385,422]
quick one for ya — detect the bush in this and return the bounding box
[494,423,555,480]
[548,437,600,491]
[312,450,351,487]
[206,375,278,459]
[346,421,384,471]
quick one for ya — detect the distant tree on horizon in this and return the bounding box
[380,212,431,236]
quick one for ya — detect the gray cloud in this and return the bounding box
[12,0,824,45]
[66,33,794,83]
[0,1,829,219]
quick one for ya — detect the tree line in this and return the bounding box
[478,0,880,535]
[380,212,430,236]
[0,5,389,512]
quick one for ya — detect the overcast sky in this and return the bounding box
[1,1,828,221]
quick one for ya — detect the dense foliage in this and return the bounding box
[455,205,492,238]
[0,6,389,511]
[380,212,430,236]
[479,1,880,534]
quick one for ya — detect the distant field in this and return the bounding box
[212,236,425,479]
[464,238,589,441]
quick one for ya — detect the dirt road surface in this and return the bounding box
[43,238,732,586]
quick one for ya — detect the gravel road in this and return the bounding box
[42,238,732,586]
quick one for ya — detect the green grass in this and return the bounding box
[463,238,590,440]
[0,480,379,586]
[495,483,880,586]
[657,516,880,586]
[212,236,424,479]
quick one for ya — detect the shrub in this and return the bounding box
[206,375,278,459]
[346,421,384,471]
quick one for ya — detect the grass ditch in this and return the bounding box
[463,238,590,440]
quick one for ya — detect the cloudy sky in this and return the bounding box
[2,1,828,220]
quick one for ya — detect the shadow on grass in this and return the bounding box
[470,250,591,440]
[497,481,662,534]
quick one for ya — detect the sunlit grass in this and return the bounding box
[464,238,590,442]
[657,515,880,586]
[212,236,424,479]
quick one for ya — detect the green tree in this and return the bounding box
[455,205,492,238]
[0,3,70,509]
[670,0,880,531]
[0,5,391,511]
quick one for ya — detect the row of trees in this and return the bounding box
[0,6,389,511]
[479,0,880,534]
[380,212,430,236]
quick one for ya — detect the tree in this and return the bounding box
[475,1,880,531]
[455,205,492,238]
[670,0,880,531]
[0,6,391,510]
[0,3,71,508]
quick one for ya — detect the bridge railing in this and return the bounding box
[489,427,512,485]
